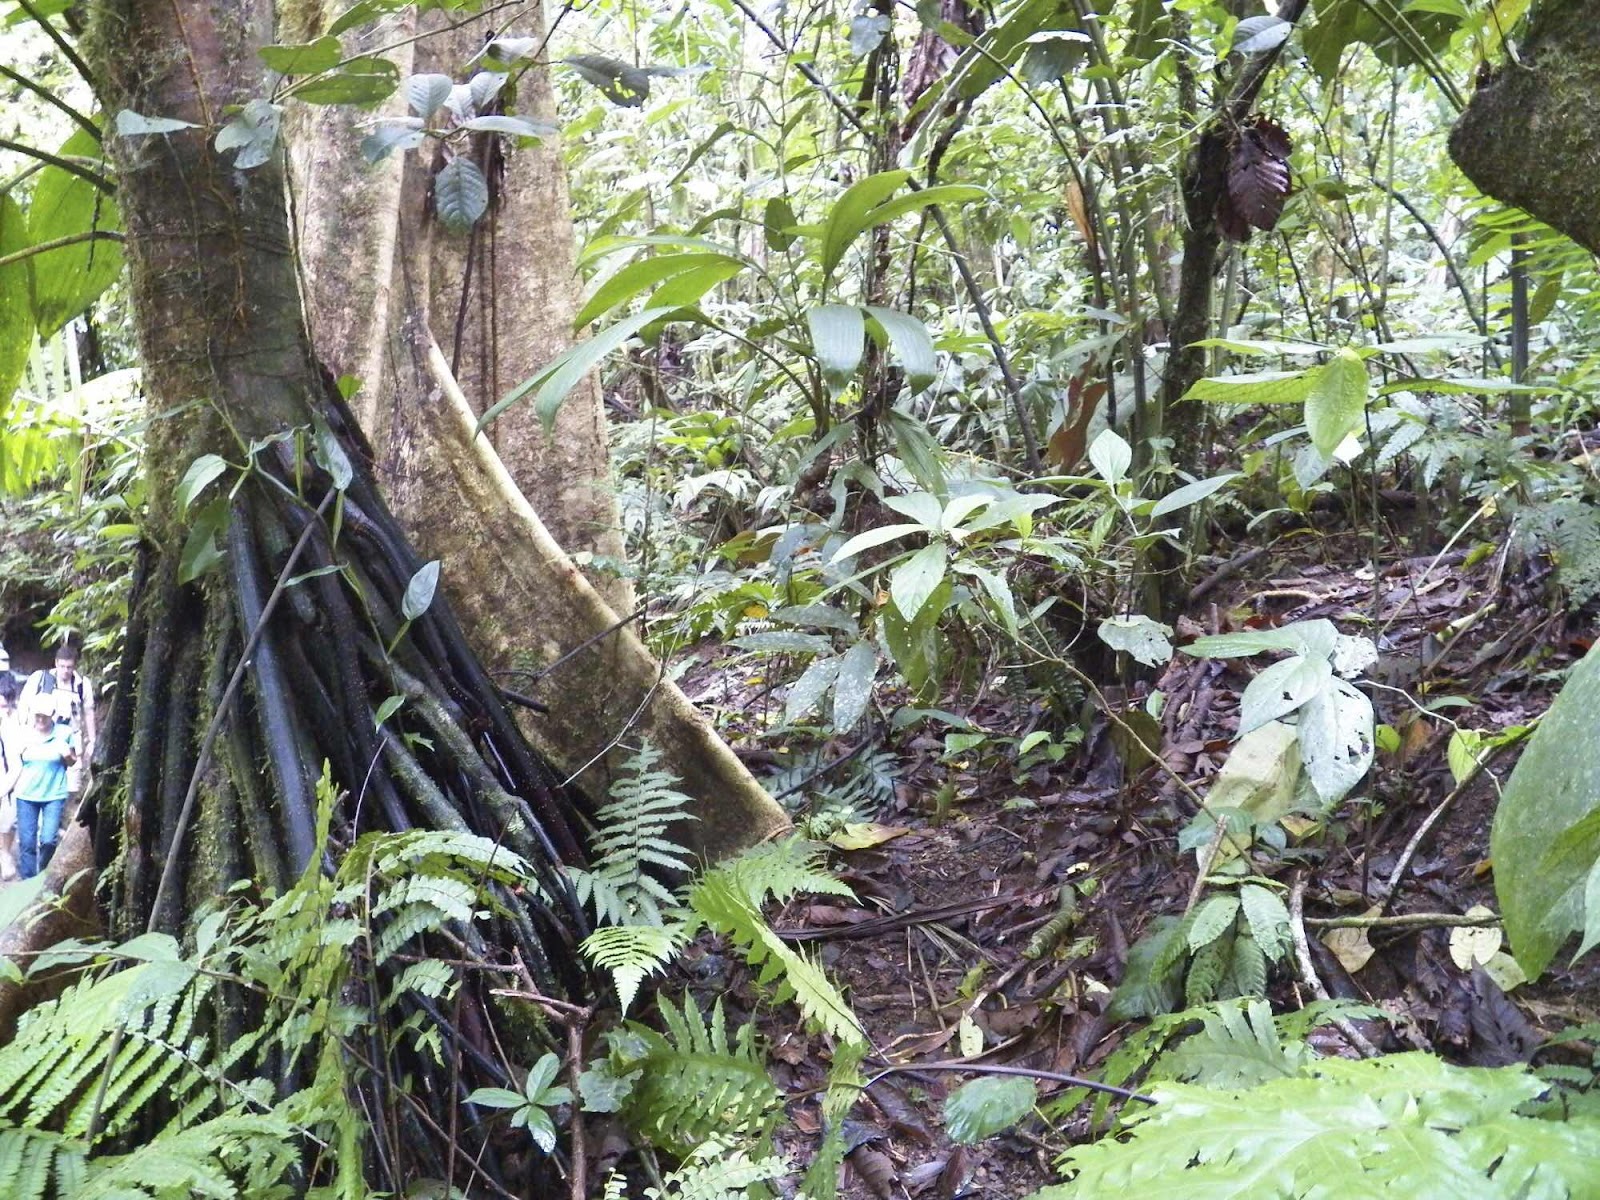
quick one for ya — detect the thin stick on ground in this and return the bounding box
[1290,876,1381,1058]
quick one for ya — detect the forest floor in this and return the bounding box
[676,531,1598,1198]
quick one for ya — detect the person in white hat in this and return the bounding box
[1,691,77,878]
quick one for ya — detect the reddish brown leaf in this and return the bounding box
[1224,115,1293,236]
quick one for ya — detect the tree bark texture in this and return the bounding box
[85,0,590,1187]
[284,6,789,853]
[1449,1,1600,258]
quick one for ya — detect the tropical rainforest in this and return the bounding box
[0,0,1599,1196]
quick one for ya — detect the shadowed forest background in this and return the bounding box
[2,0,1600,1196]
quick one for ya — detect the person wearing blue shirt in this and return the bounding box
[3,691,77,878]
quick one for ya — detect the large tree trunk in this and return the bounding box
[86,0,589,1188]
[1449,1,1600,258]
[285,9,788,854]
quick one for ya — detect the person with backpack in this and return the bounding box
[2,691,76,878]
[19,643,95,809]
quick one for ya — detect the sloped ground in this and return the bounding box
[671,534,1594,1197]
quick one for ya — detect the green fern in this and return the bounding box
[798,1040,865,1200]
[688,858,865,1046]
[602,1137,788,1199]
[1030,1053,1600,1199]
[618,995,783,1156]
[583,924,688,1013]
[571,741,698,927]
[0,1127,88,1200]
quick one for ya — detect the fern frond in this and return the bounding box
[0,1127,87,1200]
[622,996,782,1156]
[574,741,698,927]
[799,1040,865,1200]
[688,871,865,1045]
[583,923,687,1013]
[1032,1053,1600,1199]
[715,836,854,909]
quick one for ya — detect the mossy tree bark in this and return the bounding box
[283,7,788,853]
[1449,2,1600,258]
[85,0,591,1188]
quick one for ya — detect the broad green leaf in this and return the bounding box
[1184,369,1319,406]
[259,36,342,75]
[179,500,229,584]
[1202,721,1302,850]
[859,184,986,237]
[457,115,556,138]
[361,118,426,163]
[645,258,745,311]
[0,195,33,413]
[214,99,283,170]
[288,56,399,105]
[1297,677,1374,803]
[785,654,841,723]
[113,110,197,135]
[1098,615,1174,668]
[732,631,833,654]
[1447,729,1483,786]
[944,1075,1036,1144]
[576,252,744,328]
[1186,619,1340,661]
[891,542,948,620]
[563,54,650,107]
[880,577,951,703]
[1305,349,1368,457]
[479,307,674,434]
[1238,654,1331,735]
[864,305,937,391]
[405,72,454,118]
[1493,642,1600,979]
[1232,14,1292,52]
[1574,859,1600,964]
[832,640,877,732]
[373,694,404,727]
[829,522,925,564]
[28,128,123,337]
[957,564,1018,636]
[807,304,865,387]
[882,491,942,528]
[819,170,910,282]
[176,454,228,518]
[402,560,440,620]
[433,156,489,233]
[1190,337,1330,356]
[763,196,798,251]
[1376,375,1557,397]
[328,0,407,35]
[1150,472,1240,519]
[1088,428,1132,486]
[464,1087,525,1110]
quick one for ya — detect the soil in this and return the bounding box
[670,533,1600,1198]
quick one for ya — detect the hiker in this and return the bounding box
[3,691,76,878]
[20,643,95,809]
[0,688,17,881]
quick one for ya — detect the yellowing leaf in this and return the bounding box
[827,822,910,850]
[1449,907,1503,970]
[1322,909,1379,973]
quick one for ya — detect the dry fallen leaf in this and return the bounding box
[1449,906,1504,970]
[1323,908,1380,973]
[828,822,911,850]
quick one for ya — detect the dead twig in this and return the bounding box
[1289,876,1381,1058]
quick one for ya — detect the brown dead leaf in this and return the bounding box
[846,1145,898,1199]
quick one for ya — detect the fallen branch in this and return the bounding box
[1290,876,1380,1058]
